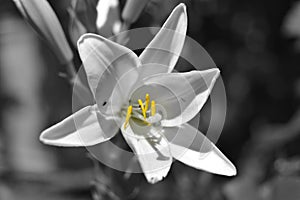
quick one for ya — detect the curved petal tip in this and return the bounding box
[225,161,237,176]
[178,3,187,10]
[39,106,117,147]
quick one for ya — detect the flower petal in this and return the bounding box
[131,69,220,126]
[77,33,140,113]
[120,121,172,184]
[40,105,119,147]
[163,123,236,176]
[138,3,187,79]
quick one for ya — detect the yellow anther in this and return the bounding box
[145,93,150,112]
[138,99,146,119]
[151,100,156,116]
[124,105,132,129]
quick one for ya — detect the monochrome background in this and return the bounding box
[0,0,300,199]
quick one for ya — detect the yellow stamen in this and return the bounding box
[138,99,146,118]
[145,93,150,112]
[124,105,132,129]
[151,100,156,116]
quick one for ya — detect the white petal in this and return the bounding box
[40,105,119,147]
[120,121,172,184]
[131,69,220,126]
[138,3,187,79]
[77,33,140,114]
[163,123,237,176]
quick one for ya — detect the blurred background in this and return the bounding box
[1,0,300,199]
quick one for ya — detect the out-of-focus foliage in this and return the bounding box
[71,0,98,32]
[12,0,73,65]
[96,0,121,38]
[122,0,149,24]
[1,0,300,199]
[68,5,87,47]
[68,0,98,46]
[283,1,300,51]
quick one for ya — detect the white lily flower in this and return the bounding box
[40,3,236,184]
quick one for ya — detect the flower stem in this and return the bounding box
[65,61,77,85]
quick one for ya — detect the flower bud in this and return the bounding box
[13,0,73,65]
[121,0,149,24]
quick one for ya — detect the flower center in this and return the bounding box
[123,93,161,129]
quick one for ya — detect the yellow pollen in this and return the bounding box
[138,99,146,119]
[151,100,156,116]
[124,105,132,129]
[145,93,150,112]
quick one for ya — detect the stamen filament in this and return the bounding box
[124,105,132,129]
[138,99,146,119]
[145,93,150,112]
[151,100,156,116]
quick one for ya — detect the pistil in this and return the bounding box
[138,99,146,119]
